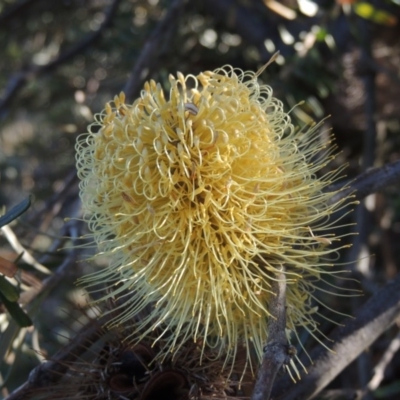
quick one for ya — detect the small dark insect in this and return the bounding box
[184,103,199,115]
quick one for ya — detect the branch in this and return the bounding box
[5,222,105,400]
[5,315,109,400]
[20,221,82,306]
[271,272,400,400]
[201,0,292,60]
[0,0,122,117]
[328,159,400,205]
[251,269,290,400]
[123,0,184,102]
[24,168,79,230]
[366,329,400,393]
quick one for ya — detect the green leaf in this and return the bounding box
[0,292,32,327]
[355,2,398,25]
[0,196,32,228]
[0,275,19,302]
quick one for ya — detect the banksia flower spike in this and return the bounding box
[76,64,353,373]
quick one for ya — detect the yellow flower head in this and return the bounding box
[76,66,351,371]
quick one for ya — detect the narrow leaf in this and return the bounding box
[0,292,32,327]
[0,276,19,302]
[0,196,32,228]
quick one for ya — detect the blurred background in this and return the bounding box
[1,0,400,399]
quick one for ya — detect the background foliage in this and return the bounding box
[1,0,400,399]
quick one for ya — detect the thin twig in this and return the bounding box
[202,0,290,59]
[271,272,400,400]
[251,269,289,400]
[123,0,184,102]
[0,0,122,117]
[1,225,52,275]
[25,168,78,226]
[4,222,91,400]
[366,329,400,392]
[20,221,82,305]
[5,314,109,400]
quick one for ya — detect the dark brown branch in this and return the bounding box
[272,272,400,400]
[41,0,122,73]
[0,0,122,117]
[123,0,184,102]
[23,168,79,230]
[251,270,289,400]
[5,314,109,400]
[328,160,400,205]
